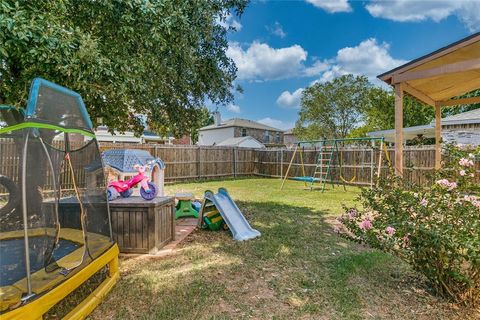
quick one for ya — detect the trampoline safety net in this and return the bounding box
[0,78,113,313]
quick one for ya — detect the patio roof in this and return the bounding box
[377,33,480,175]
[379,32,480,106]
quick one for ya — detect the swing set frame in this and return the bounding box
[280,137,392,191]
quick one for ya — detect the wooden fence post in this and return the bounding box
[280,149,283,179]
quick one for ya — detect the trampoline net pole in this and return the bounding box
[21,132,33,296]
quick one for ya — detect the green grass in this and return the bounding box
[90,178,475,320]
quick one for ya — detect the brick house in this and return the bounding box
[198,112,284,147]
[367,108,480,146]
[283,128,299,147]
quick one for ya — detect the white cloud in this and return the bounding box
[228,42,334,81]
[276,38,406,109]
[276,88,304,109]
[365,0,480,32]
[226,104,241,113]
[227,42,308,80]
[304,60,330,77]
[218,13,242,31]
[267,22,286,38]
[258,117,295,130]
[306,0,352,13]
[316,38,407,84]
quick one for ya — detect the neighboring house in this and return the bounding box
[216,136,265,149]
[283,128,299,147]
[198,112,284,146]
[367,108,480,146]
[94,126,174,144]
[172,135,192,145]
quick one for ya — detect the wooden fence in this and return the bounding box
[1,141,478,195]
[99,143,257,182]
[99,143,479,186]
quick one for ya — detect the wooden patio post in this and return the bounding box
[394,83,404,176]
[434,105,442,169]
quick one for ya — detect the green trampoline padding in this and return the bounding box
[0,121,95,138]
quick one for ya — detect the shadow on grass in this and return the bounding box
[90,200,469,320]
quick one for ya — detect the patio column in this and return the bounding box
[434,105,442,169]
[394,83,404,176]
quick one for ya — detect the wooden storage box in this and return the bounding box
[109,196,175,254]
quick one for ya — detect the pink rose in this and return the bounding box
[385,226,396,236]
[359,219,373,231]
[459,158,474,167]
[459,170,466,176]
[347,208,357,219]
[420,198,428,206]
[436,179,457,190]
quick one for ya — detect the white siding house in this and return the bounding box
[198,126,235,145]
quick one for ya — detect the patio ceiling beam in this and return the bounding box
[392,58,480,84]
[402,83,436,107]
[437,96,480,107]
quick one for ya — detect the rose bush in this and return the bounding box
[339,144,480,306]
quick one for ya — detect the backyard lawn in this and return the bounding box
[90,178,477,320]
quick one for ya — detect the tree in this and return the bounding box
[351,86,435,137]
[295,75,370,139]
[0,0,247,136]
[351,87,480,139]
[190,107,213,144]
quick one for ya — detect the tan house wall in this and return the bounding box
[284,133,298,147]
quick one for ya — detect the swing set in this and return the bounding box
[280,137,392,192]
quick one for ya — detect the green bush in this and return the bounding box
[339,144,480,306]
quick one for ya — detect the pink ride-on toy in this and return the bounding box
[107,163,158,201]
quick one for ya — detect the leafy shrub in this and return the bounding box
[339,144,480,306]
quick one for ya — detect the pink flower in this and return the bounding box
[459,170,466,176]
[436,179,457,190]
[459,158,474,167]
[385,226,396,236]
[470,173,475,178]
[473,201,480,209]
[464,195,478,202]
[347,208,357,219]
[420,198,428,206]
[359,219,373,231]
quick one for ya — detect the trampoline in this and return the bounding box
[0,78,119,319]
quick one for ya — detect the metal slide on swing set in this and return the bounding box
[280,137,391,192]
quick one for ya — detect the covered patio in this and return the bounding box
[378,32,480,175]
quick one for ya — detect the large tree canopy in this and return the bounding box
[295,75,370,140]
[0,0,247,136]
[295,74,479,141]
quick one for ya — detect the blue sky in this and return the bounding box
[212,0,479,130]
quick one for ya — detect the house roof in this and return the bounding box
[199,118,283,132]
[367,108,480,142]
[367,124,434,142]
[441,107,480,125]
[216,136,265,148]
[102,149,165,173]
[378,32,480,103]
